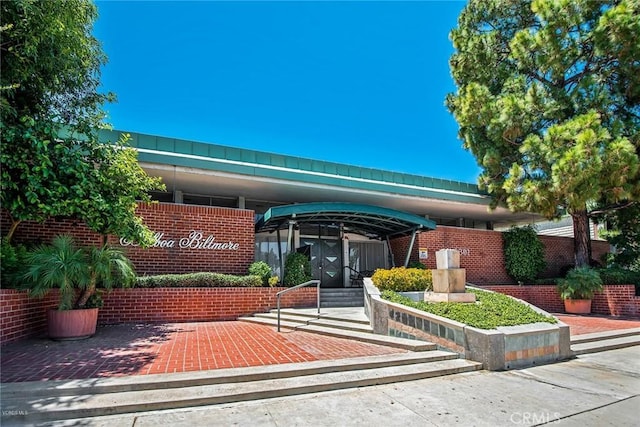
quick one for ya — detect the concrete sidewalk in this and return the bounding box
[18,345,637,427]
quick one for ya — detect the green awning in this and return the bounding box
[255,202,436,238]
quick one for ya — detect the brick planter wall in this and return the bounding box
[0,288,316,345]
[482,284,640,317]
[392,226,610,285]
[2,203,255,276]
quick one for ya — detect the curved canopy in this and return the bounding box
[255,202,436,238]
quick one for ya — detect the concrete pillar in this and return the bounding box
[174,190,183,204]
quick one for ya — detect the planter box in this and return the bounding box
[47,308,99,340]
[564,299,592,314]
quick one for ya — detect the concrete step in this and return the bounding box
[237,316,435,351]
[277,308,371,325]
[319,289,364,307]
[570,327,640,345]
[571,334,640,356]
[320,300,365,308]
[1,356,481,424]
[252,312,373,333]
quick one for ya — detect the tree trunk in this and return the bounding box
[5,219,21,243]
[571,210,592,267]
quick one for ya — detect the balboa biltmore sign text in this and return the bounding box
[120,230,240,250]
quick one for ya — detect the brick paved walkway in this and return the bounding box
[2,314,639,384]
[554,313,640,336]
[0,322,406,383]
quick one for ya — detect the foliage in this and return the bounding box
[248,261,272,286]
[0,0,164,245]
[21,235,135,310]
[0,237,28,287]
[382,288,556,330]
[136,272,262,288]
[268,276,280,287]
[595,267,640,286]
[283,252,312,287]
[556,267,604,300]
[407,261,427,270]
[502,225,546,284]
[371,267,433,292]
[447,0,640,267]
[594,203,640,270]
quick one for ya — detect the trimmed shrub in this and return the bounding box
[136,272,262,288]
[248,261,272,286]
[503,225,546,284]
[283,252,312,286]
[596,267,640,286]
[371,267,433,292]
[407,261,427,269]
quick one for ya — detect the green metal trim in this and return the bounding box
[99,129,488,205]
[255,202,436,238]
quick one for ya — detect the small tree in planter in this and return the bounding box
[556,267,604,314]
[22,235,135,339]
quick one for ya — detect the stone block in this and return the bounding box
[431,268,466,293]
[424,291,476,303]
[436,249,460,269]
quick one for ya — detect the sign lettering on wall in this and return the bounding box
[120,230,240,250]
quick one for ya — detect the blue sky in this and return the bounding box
[94,1,479,183]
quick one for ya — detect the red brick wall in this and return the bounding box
[482,284,640,317]
[0,287,317,345]
[0,290,59,344]
[392,226,610,285]
[2,203,255,276]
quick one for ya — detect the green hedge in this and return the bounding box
[136,272,262,288]
[382,288,556,330]
[595,267,640,286]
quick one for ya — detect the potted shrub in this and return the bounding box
[22,235,135,340]
[556,267,603,314]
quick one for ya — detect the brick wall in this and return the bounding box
[392,226,610,285]
[0,290,59,344]
[0,287,317,345]
[2,203,255,276]
[482,284,640,317]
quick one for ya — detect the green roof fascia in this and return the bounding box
[261,202,436,229]
[99,129,488,205]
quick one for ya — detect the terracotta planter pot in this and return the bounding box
[563,299,592,314]
[47,308,99,340]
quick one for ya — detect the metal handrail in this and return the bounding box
[276,279,321,332]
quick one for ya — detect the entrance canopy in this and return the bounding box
[255,202,436,239]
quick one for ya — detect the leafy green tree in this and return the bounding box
[1,0,164,244]
[447,0,640,267]
[594,203,640,270]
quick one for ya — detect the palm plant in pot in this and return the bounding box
[556,267,604,314]
[22,234,136,340]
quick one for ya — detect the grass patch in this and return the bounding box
[382,288,557,330]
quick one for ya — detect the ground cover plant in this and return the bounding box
[382,288,557,330]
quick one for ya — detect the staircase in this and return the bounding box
[1,308,482,424]
[571,327,640,355]
[320,287,364,307]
